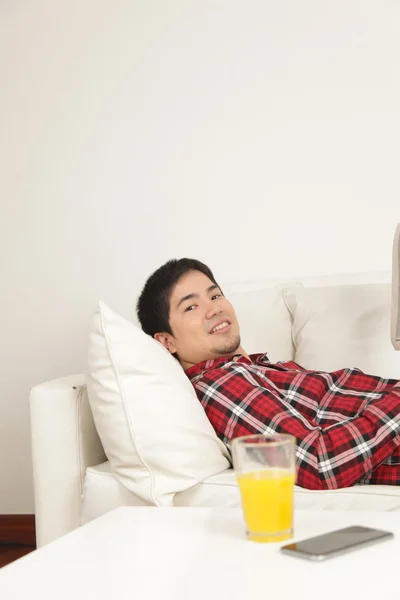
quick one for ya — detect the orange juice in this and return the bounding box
[237,469,295,542]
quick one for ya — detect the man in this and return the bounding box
[137,258,400,490]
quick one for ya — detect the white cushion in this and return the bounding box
[81,462,400,525]
[86,301,230,507]
[226,283,297,361]
[284,283,400,379]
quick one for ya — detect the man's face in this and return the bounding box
[158,270,241,369]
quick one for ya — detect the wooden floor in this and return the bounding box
[0,544,36,568]
[0,514,36,569]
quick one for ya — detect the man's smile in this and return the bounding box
[209,319,231,334]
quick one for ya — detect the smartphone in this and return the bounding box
[280,525,394,561]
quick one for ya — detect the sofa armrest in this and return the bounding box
[30,374,106,547]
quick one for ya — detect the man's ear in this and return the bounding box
[154,332,177,355]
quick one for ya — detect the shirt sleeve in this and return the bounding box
[193,369,400,490]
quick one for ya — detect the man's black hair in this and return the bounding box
[136,258,219,337]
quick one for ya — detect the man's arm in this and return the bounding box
[194,370,400,490]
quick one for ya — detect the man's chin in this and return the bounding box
[212,335,241,357]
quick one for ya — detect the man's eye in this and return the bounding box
[212,294,222,300]
[184,305,196,312]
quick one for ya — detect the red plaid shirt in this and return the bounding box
[186,353,400,490]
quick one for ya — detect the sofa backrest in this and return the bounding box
[226,282,298,362]
[224,270,395,374]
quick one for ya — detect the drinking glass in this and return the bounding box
[232,434,296,543]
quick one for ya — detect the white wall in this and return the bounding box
[1,0,400,513]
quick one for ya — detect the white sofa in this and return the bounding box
[30,271,400,548]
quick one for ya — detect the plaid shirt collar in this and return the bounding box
[185,352,268,379]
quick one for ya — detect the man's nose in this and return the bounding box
[205,300,223,320]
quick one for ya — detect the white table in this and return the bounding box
[0,507,398,599]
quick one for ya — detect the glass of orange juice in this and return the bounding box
[232,434,296,543]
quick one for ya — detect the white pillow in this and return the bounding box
[284,283,400,379]
[86,301,230,506]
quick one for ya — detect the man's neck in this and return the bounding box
[233,345,250,361]
[181,346,250,371]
